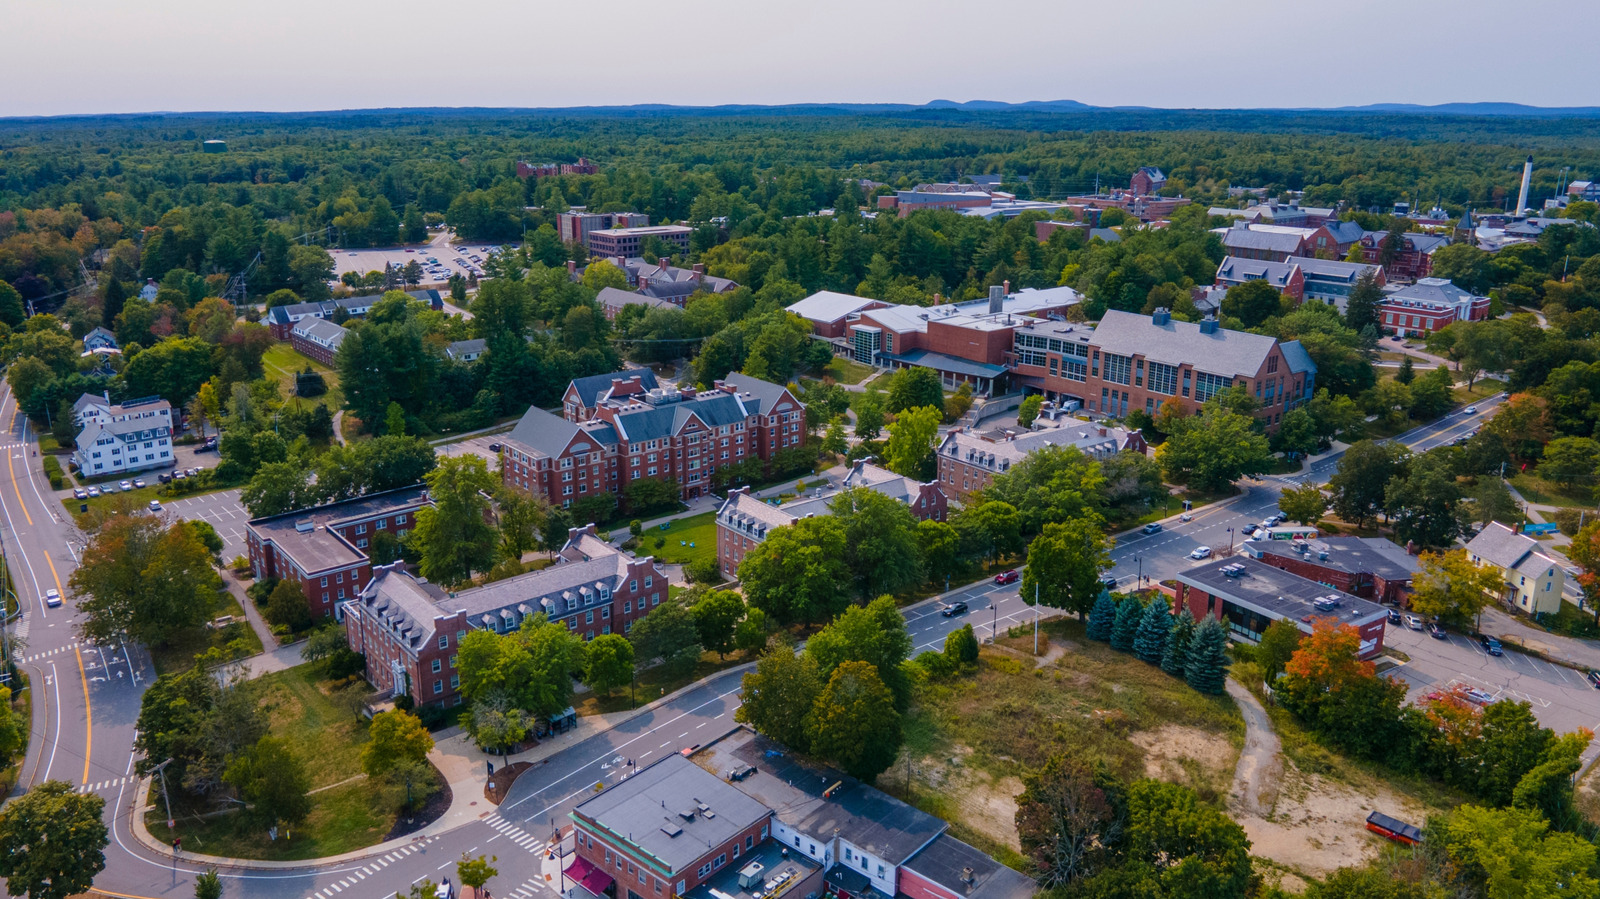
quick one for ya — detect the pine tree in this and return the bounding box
[1161,607,1197,677]
[1085,591,1118,642]
[1133,596,1172,664]
[1396,355,1415,385]
[101,278,126,328]
[1184,617,1231,695]
[1110,596,1143,653]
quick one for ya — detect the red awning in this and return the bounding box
[565,855,616,896]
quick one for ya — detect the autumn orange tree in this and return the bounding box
[1566,520,1600,626]
[1277,617,1406,758]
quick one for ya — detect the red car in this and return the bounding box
[994,570,1019,586]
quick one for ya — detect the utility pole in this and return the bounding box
[1034,583,1039,655]
[151,758,177,835]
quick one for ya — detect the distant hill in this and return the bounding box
[1322,102,1600,117]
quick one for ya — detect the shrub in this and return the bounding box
[1555,508,1584,537]
[40,456,64,490]
[685,557,724,585]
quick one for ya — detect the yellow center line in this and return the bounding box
[74,646,92,785]
[5,441,32,528]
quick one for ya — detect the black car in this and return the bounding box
[1429,623,1447,639]
[1387,609,1403,625]
[488,443,502,452]
[1479,634,1504,656]
[941,601,969,618]
[1587,670,1600,690]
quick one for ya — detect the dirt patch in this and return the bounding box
[896,754,1023,852]
[1236,761,1426,880]
[1128,725,1236,783]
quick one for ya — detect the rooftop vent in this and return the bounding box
[661,824,683,838]
[294,519,315,533]
[678,809,695,822]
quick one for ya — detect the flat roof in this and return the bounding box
[248,485,429,575]
[1246,536,1420,582]
[683,840,820,899]
[1176,556,1388,631]
[572,753,772,876]
[694,728,945,867]
[902,834,1036,899]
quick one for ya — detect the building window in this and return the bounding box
[432,659,442,673]
[438,635,449,649]
[433,680,443,695]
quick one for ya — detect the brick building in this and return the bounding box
[502,373,805,506]
[1010,310,1315,431]
[516,157,598,179]
[1130,166,1167,196]
[1174,557,1388,659]
[246,485,431,620]
[571,257,739,297]
[344,525,667,707]
[557,211,651,246]
[1359,231,1450,281]
[786,291,892,339]
[586,226,693,259]
[289,318,347,366]
[1213,257,1306,303]
[1298,258,1385,309]
[714,461,948,578]
[1242,536,1420,606]
[934,419,1146,503]
[1377,278,1491,336]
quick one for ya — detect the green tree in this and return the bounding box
[412,455,499,584]
[384,401,407,437]
[1157,407,1272,492]
[1161,607,1197,677]
[883,405,941,480]
[1022,519,1112,618]
[1345,271,1384,336]
[0,781,108,899]
[830,488,922,600]
[1467,700,1555,807]
[885,367,944,413]
[1328,439,1407,528]
[806,661,901,782]
[943,623,979,666]
[242,461,317,518]
[629,599,702,678]
[951,500,1024,563]
[194,868,222,899]
[1407,366,1456,421]
[1385,449,1462,549]
[1221,279,1283,328]
[262,579,313,632]
[1133,596,1172,664]
[1438,804,1597,899]
[1271,406,1320,460]
[361,710,435,778]
[0,280,28,330]
[1014,755,1116,889]
[71,516,222,648]
[1124,780,1253,899]
[804,597,914,710]
[581,260,630,292]
[735,640,822,751]
[1256,619,1303,681]
[915,520,963,588]
[853,391,885,439]
[1395,354,1415,384]
[1539,436,1600,489]
[1467,476,1524,528]
[457,854,499,891]
[494,488,547,562]
[734,607,769,655]
[224,736,311,830]
[1017,395,1043,429]
[738,516,852,625]
[983,444,1107,536]
[1277,482,1327,526]
[1183,617,1230,694]
[821,416,848,456]
[690,590,745,659]
[1086,591,1118,642]
[1110,596,1143,653]
[1411,548,1501,629]
[582,634,635,696]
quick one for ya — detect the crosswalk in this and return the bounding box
[77,775,133,793]
[21,642,78,663]
[502,877,551,899]
[305,836,445,899]
[485,812,550,856]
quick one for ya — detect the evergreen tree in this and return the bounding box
[943,623,979,666]
[1085,591,1118,642]
[1161,607,1197,677]
[1110,596,1143,653]
[1345,271,1383,336]
[1133,596,1172,664]
[100,278,126,329]
[1184,617,1231,695]
[1396,355,1415,385]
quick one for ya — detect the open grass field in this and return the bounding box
[262,342,344,413]
[820,356,874,385]
[150,662,442,860]
[636,511,718,565]
[1509,471,1595,509]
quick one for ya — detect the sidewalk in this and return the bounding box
[1480,607,1600,671]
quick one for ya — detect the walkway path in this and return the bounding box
[1225,679,1282,818]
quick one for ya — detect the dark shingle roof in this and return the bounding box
[569,369,661,409]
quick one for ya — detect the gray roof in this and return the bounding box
[453,551,631,621]
[1091,310,1296,380]
[1365,231,1450,254]
[353,566,454,651]
[83,326,118,347]
[1297,257,1382,284]
[1088,227,1122,243]
[248,485,431,576]
[1465,522,1557,577]
[787,291,885,324]
[596,287,675,313]
[939,419,1137,469]
[446,338,486,359]
[505,405,598,459]
[1176,557,1389,631]
[291,317,348,346]
[1383,278,1479,306]
[1215,257,1299,288]
[697,729,946,866]
[1280,340,1315,375]
[568,369,661,409]
[719,373,795,418]
[1247,536,1420,582]
[639,279,701,301]
[1222,226,1305,254]
[1322,220,1366,244]
[571,753,771,875]
[881,349,1006,379]
[902,835,1036,899]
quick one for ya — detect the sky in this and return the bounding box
[5,0,1596,117]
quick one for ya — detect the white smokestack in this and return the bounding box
[1516,155,1533,215]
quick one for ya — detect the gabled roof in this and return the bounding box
[1322,220,1367,244]
[1466,522,1555,576]
[596,287,676,314]
[1297,257,1382,283]
[786,291,885,324]
[719,373,796,417]
[1280,340,1315,375]
[638,279,701,301]
[1222,226,1306,254]
[445,338,486,359]
[83,326,118,347]
[567,369,662,410]
[506,406,607,458]
[1384,278,1481,305]
[291,318,348,345]
[1091,310,1290,379]
[1215,257,1300,288]
[1365,231,1450,254]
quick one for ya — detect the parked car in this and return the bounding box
[994,570,1019,586]
[1240,523,1257,536]
[1479,634,1504,656]
[1429,623,1447,639]
[1263,514,1282,527]
[202,437,218,451]
[1142,522,1163,535]
[941,601,969,618]
[72,488,87,500]
[132,478,146,488]
[149,500,162,512]
[186,467,199,477]
[1460,687,1495,705]
[1587,670,1600,690]
[1387,609,1403,625]
[1404,614,1423,630]
[1099,574,1119,590]
[1189,546,1212,560]
[44,589,61,608]
[158,473,172,484]
[101,483,117,493]
[87,486,101,497]
[488,443,502,452]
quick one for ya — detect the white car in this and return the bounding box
[1189,546,1212,560]
[1263,514,1282,527]
[1404,614,1424,630]
[149,500,162,512]
[1465,405,1478,414]
[44,589,61,608]
[119,480,133,491]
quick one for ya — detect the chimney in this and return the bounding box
[1516,155,1534,214]
[1199,316,1219,335]
[1151,307,1170,326]
[658,258,670,273]
[1002,279,1010,295]
[988,285,1004,314]
[566,260,577,276]
[1098,427,1107,437]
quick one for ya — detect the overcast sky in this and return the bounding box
[5,0,1594,117]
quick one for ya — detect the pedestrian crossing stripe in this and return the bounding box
[21,642,79,663]
[77,776,131,792]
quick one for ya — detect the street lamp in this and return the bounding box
[1135,554,1143,589]
[1227,527,1234,552]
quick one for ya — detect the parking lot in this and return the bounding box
[332,240,505,287]
[163,488,251,563]
[1384,620,1600,759]
[434,433,505,472]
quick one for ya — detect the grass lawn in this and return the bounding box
[150,662,442,861]
[1451,379,1504,404]
[1508,472,1594,509]
[637,512,717,565]
[148,594,264,675]
[575,645,757,717]
[820,356,874,385]
[262,343,344,413]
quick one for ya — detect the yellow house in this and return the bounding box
[1464,522,1566,616]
